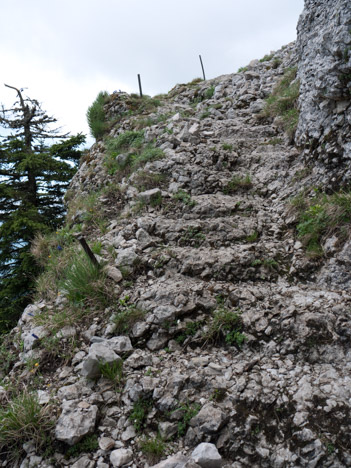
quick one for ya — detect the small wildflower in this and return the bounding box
[34,362,39,367]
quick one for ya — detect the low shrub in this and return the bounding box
[86,91,109,140]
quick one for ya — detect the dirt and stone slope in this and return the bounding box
[2,1,351,467]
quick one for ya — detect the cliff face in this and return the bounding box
[2,2,351,468]
[296,0,351,183]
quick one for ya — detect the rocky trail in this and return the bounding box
[2,11,351,468]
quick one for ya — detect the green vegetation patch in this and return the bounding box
[224,174,253,194]
[65,434,99,459]
[0,391,54,458]
[139,436,166,464]
[291,189,351,256]
[59,252,109,307]
[262,67,300,138]
[105,130,164,176]
[176,401,201,437]
[129,397,153,432]
[113,296,146,334]
[86,91,109,140]
[203,307,246,347]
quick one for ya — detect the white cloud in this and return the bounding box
[0,0,304,142]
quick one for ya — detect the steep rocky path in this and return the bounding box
[3,42,351,468]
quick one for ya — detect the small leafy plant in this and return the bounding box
[179,226,205,248]
[113,296,145,334]
[173,189,196,207]
[222,142,233,151]
[176,402,201,437]
[99,359,123,386]
[129,397,153,432]
[65,434,99,459]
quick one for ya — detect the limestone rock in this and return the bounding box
[110,448,133,467]
[191,443,222,468]
[55,401,98,445]
[81,342,122,379]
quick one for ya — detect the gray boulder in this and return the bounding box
[81,342,122,380]
[191,443,222,468]
[110,448,133,467]
[55,400,98,445]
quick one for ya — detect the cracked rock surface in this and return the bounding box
[3,3,351,467]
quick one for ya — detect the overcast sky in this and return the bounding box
[0,0,304,146]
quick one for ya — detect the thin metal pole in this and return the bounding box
[199,55,206,81]
[138,74,143,97]
[74,235,100,267]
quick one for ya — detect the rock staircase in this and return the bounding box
[4,42,351,467]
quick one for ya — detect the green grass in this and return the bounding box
[139,436,166,463]
[224,174,253,194]
[203,307,246,347]
[237,66,248,73]
[113,297,146,334]
[222,143,233,151]
[0,391,54,458]
[204,86,215,99]
[99,359,123,386]
[173,189,196,207]
[108,130,144,154]
[132,171,167,192]
[262,67,300,138]
[59,252,109,307]
[292,189,351,256]
[65,434,99,459]
[259,53,274,62]
[86,91,109,140]
[105,130,164,176]
[246,231,259,243]
[176,402,201,437]
[0,335,16,376]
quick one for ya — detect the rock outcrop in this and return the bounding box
[296,0,351,183]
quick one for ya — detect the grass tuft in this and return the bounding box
[224,174,252,194]
[0,391,54,458]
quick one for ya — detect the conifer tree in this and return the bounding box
[0,84,85,331]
